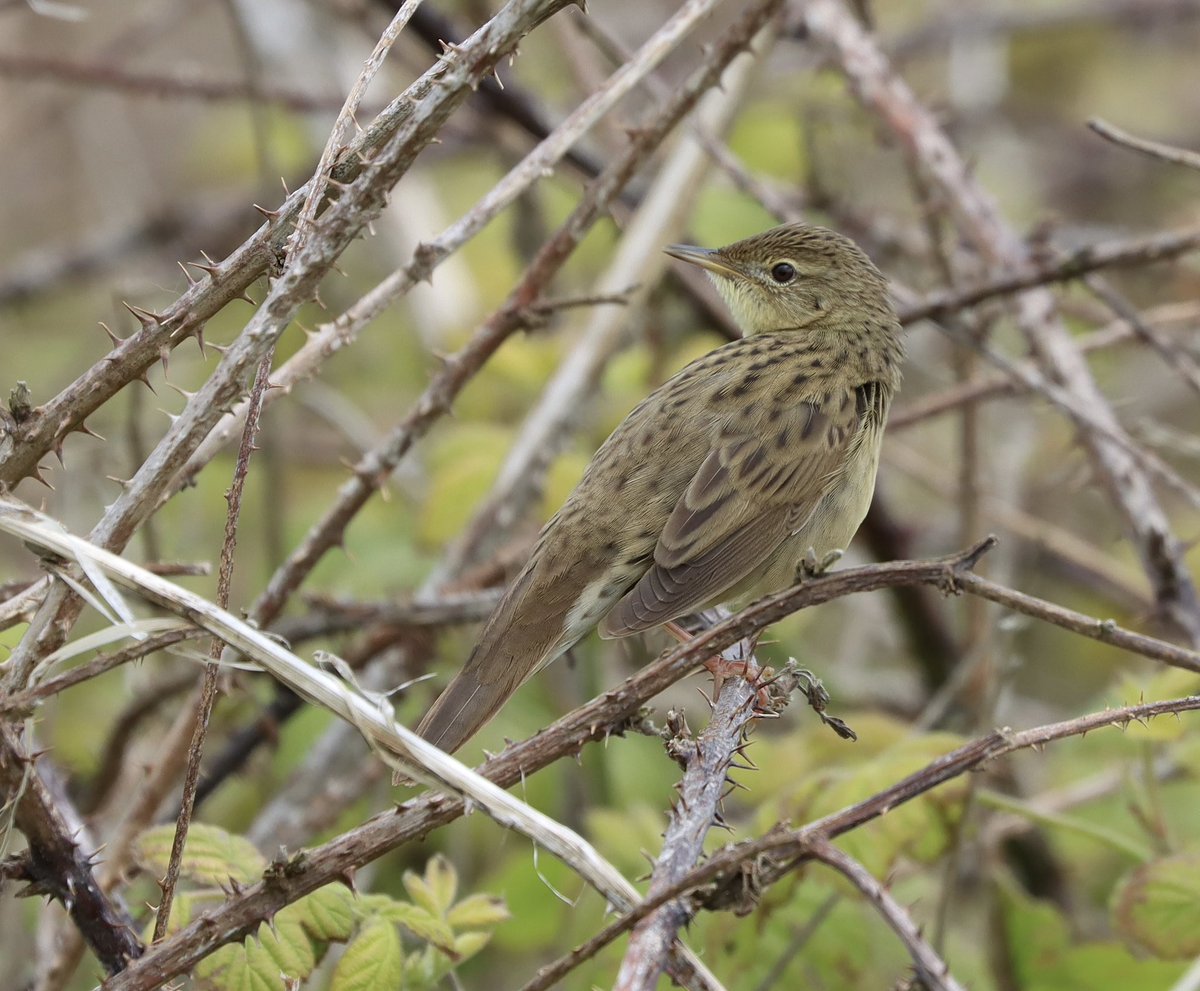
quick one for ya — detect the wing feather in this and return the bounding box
[600,388,864,637]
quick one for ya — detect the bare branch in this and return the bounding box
[1088,117,1200,171]
[0,53,365,114]
[151,352,273,942]
[809,838,967,991]
[897,225,1200,325]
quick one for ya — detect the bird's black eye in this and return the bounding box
[770,262,796,284]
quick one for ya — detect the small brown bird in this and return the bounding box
[418,223,903,753]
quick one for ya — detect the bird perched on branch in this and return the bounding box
[418,223,903,753]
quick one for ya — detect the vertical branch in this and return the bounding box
[613,626,763,990]
[151,352,273,942]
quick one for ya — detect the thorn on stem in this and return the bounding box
[123,301,163,331]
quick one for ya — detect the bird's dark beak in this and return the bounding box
[664,243,741,279]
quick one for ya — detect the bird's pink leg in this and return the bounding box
[663,620,767,706]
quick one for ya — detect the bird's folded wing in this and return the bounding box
[599,389,861,637]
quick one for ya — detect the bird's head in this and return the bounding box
[665,222,893,336]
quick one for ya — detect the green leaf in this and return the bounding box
[998,879,1071,984]
[259,912,316,977]
[445,893,509,930]
[452,930,492,960]
[1035,943,1185,991]
[197,937,285,991]
[289,882,357,942]
[331,917,404,991]
[194,914,314,989]
[402,870,439,918]
[424,854,458,915]
[1112,850,1200,958]
[403,945,441,989]
[134,822,266,886]
[374,901,457,956]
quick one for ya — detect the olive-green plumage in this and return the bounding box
[417,223,903,753]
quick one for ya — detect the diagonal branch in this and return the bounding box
[897,224,1200,325]
[808,837,967,991]
[1088,117,1200,171]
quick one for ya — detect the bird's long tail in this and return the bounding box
[415,565,565,754]
[415,655,513,755]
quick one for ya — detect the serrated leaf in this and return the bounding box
[134,822,266,886]
[403,944,447,989]
[194,915,315,989]
[424,854,458,915]
[1112,851,1200,958]
[374,901,457,956]
[288,883,357,942]
[197,935,286,991]
[331,917,404,991]
[402,870,441,918]
[259,912,315,977]
[445,893,509,930]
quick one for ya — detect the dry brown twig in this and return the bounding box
[897,224,1200,325]
[1088,116,1200,171]
[808,838,966,991]
[150,351,274,943]
[0,53,366,115]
